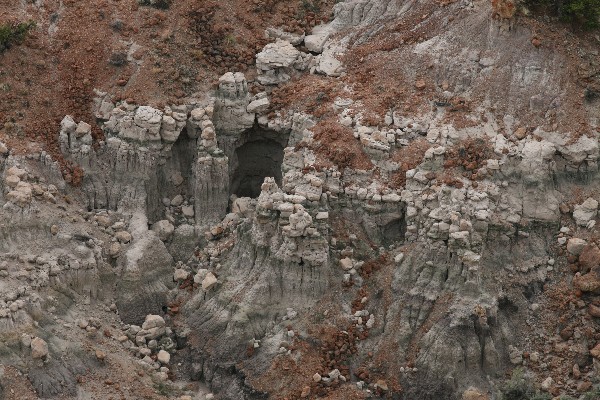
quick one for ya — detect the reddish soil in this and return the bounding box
[311,119,374,171]
[389,139,432,189]
[270,74,343,119]
[0,0,338,178]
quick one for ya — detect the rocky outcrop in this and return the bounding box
[2,0,600,398]
[213,72,255,135]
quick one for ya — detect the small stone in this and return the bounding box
[315,211,329,220]
[589,304,600,317]
[109,242,121,258]
[312,373,322,382]
[375,379,388,391]
[152,220,175,242]
[247,97,270,114]
[157,349,170,364]
[171,195,184,207]
[508,345,522,364]
[210,225,224,237]
[559,203,570,214]
[182,205,194,217]
[115,231,132,244]
[50,225,59,235]
[7,166,27,178]
[415,80,426,89]
[5,174,20,188]
[328,369,341,380]
[567,238,587,255]
[573,364,581,379]
[541,377,553,392]
[142,315,165,331]
[75,121,92,138]
[340,257,353,271]
[202,272,218,291]
[174,268,189,281]
[590,343,600,358]
[31,337,49,359]
[21,334,32,348]
[529,352,539,363]
[95,349,106,361]
[514,127,527,140]
[559,326,573,341]
[300,386,310,398]
[579,244,600,271]
[95,215,111,227]
[171,173,184,186]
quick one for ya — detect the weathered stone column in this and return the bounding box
[194,151,229,227]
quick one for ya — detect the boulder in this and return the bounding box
[304,25,333,53]
[567,238,587,256]
[579,244,600,272]
[31,337,49,359]
[157,349,170,364]
[256,40,301,85]
[340,258,353,271]
[142,314,165,330]
[152,220,175,242]
[115,231,132,243]
[171,195,184,207]
[256,40,300,70]
[182,205,195,218]
[174,268,189,281]
[202,272,218,291]
[574,272,600,293]
[573,198,598,227]
[247,97,270,114]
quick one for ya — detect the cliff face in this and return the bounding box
[0,0,599,399]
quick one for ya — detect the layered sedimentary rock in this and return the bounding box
[1,0,600,398]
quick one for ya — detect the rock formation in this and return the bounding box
[1,0,600,399]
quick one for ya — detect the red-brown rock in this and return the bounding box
[579,244,600,273]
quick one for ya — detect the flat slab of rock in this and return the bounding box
[304,25,333,53]
[247,97,270,114]
[256,39,300,70]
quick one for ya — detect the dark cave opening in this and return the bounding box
[382,217,407,247]
[231,139,284,198]
[222,125,288,199]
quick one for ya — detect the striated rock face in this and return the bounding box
[194,150,229,227]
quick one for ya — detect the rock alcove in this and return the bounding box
[227,126,288,199]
